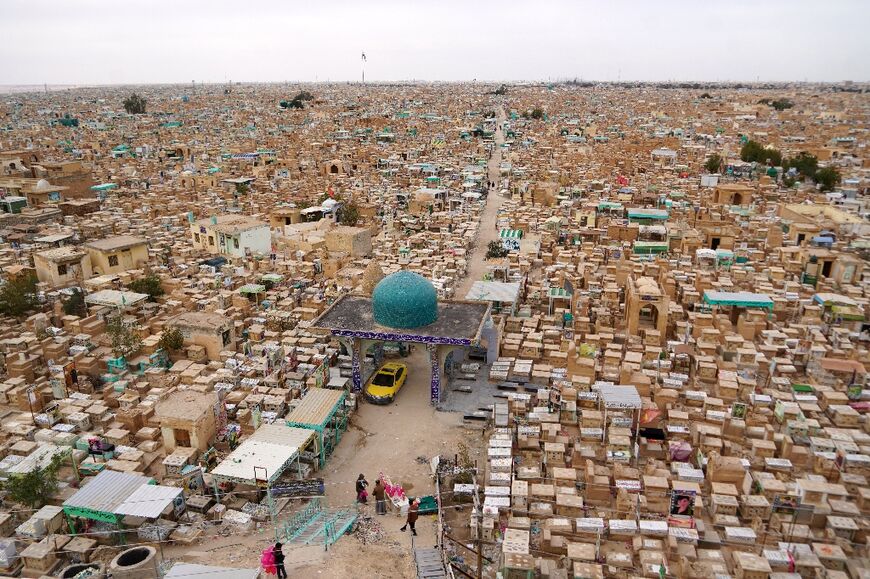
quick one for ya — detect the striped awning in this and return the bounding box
[499,229,523,239]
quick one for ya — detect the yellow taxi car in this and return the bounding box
[364,362,408,404]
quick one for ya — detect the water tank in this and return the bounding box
[109,546,158,579]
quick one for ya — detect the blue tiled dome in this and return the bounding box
[372,270,438,329]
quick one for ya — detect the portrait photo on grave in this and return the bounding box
[670,491,696,517]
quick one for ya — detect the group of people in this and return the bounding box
[356,474,420,536]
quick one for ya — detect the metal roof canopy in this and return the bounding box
[114,484,182,519]
[211,423,315,484]
[285,389,346,432]
[63,470,154,522]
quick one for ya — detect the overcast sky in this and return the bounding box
[2,0,868,85]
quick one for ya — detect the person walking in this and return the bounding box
[355,474,369,503]
[273,542,287,579]
[373,478,387,515]
[400,497,420,535]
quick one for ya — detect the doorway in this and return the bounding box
[174,428,191,448]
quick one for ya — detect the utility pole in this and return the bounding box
[472,467,482,579]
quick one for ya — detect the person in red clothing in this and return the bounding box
[400,497,420,536]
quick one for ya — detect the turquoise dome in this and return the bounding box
[372,271,438,329]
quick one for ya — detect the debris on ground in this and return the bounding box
[353,515,386,545]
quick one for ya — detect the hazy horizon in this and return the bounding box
[2,0,869,85]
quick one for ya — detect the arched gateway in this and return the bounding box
[311,270,491,404]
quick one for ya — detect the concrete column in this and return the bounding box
[351,338,362,393]
[428,344,440,405]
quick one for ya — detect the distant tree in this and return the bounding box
[62,288,87,317]
[704,153,723,174]
[0,272,39,317]
[158,327,185,352]
[699,92,713,99]
[494,85,508,96]
[339,201,360,226]
[123,93,147,114]
[106,316,141,359]
[234,182,249,195]
[814,167,841,192]
[766,148,783,167]
[782,175,798,188]
[486,241,509,259]
[530,107,545,120]
[3,454,62,508]
[740,140,764,163]
[740,140,781,166]
[771,99,794,111]
[280,92,313,110]
[128,274,164,301]
[784,152,819,178]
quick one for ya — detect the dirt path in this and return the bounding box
[317,348,484,552]
[456,107,508,299]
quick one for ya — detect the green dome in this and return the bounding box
[372,271,438,329]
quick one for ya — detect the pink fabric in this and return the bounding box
[261,547,276,575]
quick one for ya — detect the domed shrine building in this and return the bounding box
[312,270,491,403]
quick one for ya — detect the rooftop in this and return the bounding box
[314,293,490,343]
[155,390,219,421]
[83,235,147,252]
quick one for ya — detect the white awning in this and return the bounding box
[211,423,314,484]
[114,485,182,519]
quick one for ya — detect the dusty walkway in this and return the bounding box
[456,107,508,298]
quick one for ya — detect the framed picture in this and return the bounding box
[670,491,696,517]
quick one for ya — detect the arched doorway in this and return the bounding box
[732,192,743,205]
[638,303,659,331]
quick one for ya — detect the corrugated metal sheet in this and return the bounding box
[63,470,153,514]
[285,389,345,428]
[114,484,182,519]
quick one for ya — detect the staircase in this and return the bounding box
[281,499,358,549]
[414,548,448,579]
